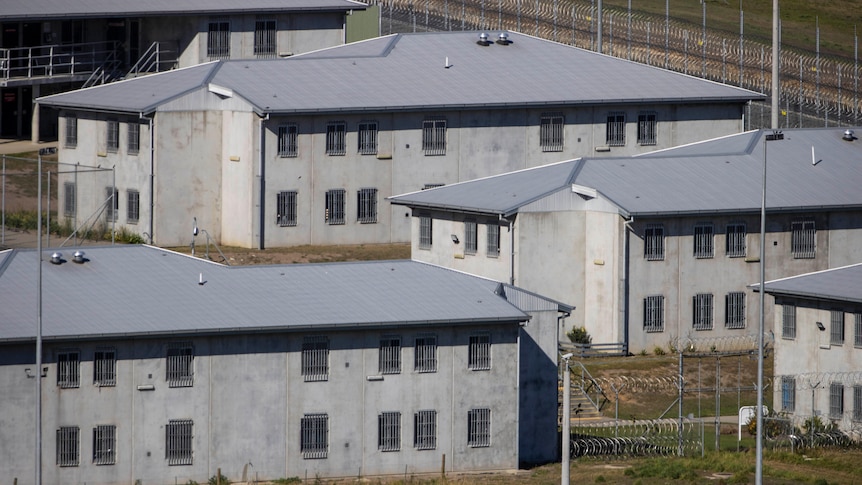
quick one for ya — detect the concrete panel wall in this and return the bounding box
[219,111,256,247]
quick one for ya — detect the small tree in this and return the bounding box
[567,326,592,345]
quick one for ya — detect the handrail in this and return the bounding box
[128,41,178,77]
[560,341,629,358]
[562,358,611,413]
[0,40,118,82]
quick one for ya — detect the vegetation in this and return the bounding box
[566,326,592,345]
[2,210,146,245]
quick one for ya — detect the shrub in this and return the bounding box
[567,326,592,345]
[208,472,230,485]
[653,346,666,356]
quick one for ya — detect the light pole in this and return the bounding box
[561,353,573,485]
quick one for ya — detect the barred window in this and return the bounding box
[127,189,140,224]
[413,410,437,450]
[127,122,140,155]
[358,121,378,155]
[93,425,116,465]
[325,121,346,156]
[378,412,401,452]
[57,350,80,388]
[276,190,297,227]
[302,336,329,382]
[725,222,746,258]
[207,18,230,59]
[300,413,328,459]
[325,189,345,225]
[65,115,78,148]
[781,376,796,412]
[105,187,118,223]
[379,335,401,375]
[468,334,491,371]
[414,334,437,373]
[830,382,845,419]
[467,408,491,447]
[856,313,862,348]
[277,124,298,158]
[782,304,796,339]
[725,292,745,329]
[644,224,664,261]
[464,220,477,255]
[486,223,500,258]
[254,18,276,57]
[106,119,119,153]
[57,426,79,466]
[692,293,713,331]
[166,419,193,465]
[422,118,446,156]
[422,183,444,190]
[357,188,377,224]
[831,310,845,345]
[94,348,116,387]
[791,220,815,259]
[606,112,626,147]
[64,182,76,218]
[419,216,433,249]
[166,342,193,388]
[854,385,862,421]
[693,223,714,259]
[644,296,664,333]
[637,111,657,145]
[540,112,564,152]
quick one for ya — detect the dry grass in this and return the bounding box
[166,243,412,266]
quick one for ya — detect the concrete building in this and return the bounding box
[389,127,862,353]
[0,0,372,140]
[0,245,571,484]
[35,30,764,248]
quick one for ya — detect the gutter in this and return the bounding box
[141,112,155,244]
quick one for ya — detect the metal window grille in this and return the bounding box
[166,342,193,388]
[127,190,140,224]
[357,188,377,224]
[855,313,862,348]
[106,119,119,153]
[325,122,346,156]
[207,19,230,59]
[637,112,657,145]
[693,223,714,259]
[854,385,862,421]
[540,113,564,152]
[64,182,76,218]
[422,183,444,190]
[56,426,79,466]
[300,413,328,459]
[468,334,491,370]
[302,336,329,382]
[419,216,432,249]
[358,121,378,155]
[166,419,193,465]
[379,336,401,374]
[378,412,401,452]
[791,220,816,259]
[94,348,116,387]
[127,122,140,155]
[692,293,713,331]
[831,310,845,345]
[422,118,446,156]
[324,189,345,225]
[644,296,664,333]
[781,377,796,412]
[725,223,746,257]
[93,425,116,465]
[644,224,664,261]
[276,191,297,227]
[413,410,437,450]
[414,334,437,373]
[782,304,797,339]
[725,292,746,329]
[254,19,276,57]
[467,408,491,447]
[486,223,500,257]
[277,124,298,158]
[830,382,845,418]
[57,350,80,388]
[606,112,626,146]
[105,187,118,223]
[464,220,477,254]
[65,115,77,148]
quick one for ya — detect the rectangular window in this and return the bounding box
[781,376,796,412]
[207,18,230,59]
[127,189,140,224]
[692,293,713,331]
[422,183,444,190]
[782,304,796,339]
[854,385,862,421]
[64,182,76,218]
[413,410,437,450]
[57,426,80,466]
[830,382,845,419]
[276,191,297,227]
[357,188,378,224]
[831,310,845,345]
[302,336,329,382]
[606,112,626,147]
[414,334,437,373]
[379,336,401,375]
[105,187,118,223]
[486,223,500,257]
[166,419,193,465]
[254,18,276,57]
[300,413,328,459]
[324,189,345,225]
[540,112,564,152]
[378,412,401,452]
[57,350,80,388]
[725,292,746,329]
[277,123,298,158]
[419,216,433,249]
[644,224,664,261]
[325,121,346,156]
[94,348,116,387]
[637,111,657,145]
[468,334,491,371]
[725,222,746,258]
[358,121,378,155]
[644,296,664,333]
[127,122,140,155]
[166,342,193,388]
[464,220,477,255]
[791,220,816,259]
[467,408,491,447]
[422,118,446,156]
[856,313,862,348]
[693,223,714,259]
[65,115,77,148]
[106,119,119,153]
[93,425,116,465]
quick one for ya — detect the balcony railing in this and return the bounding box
[0,41,119,82]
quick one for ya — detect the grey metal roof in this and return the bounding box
[0,0,365,20]
[38,31,764,115]
[0,246,544,343]
[755,264,862,304]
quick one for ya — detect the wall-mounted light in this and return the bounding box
[816,322,825,331]
[451,234,459,244]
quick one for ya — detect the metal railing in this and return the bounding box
[0,41,118,82]
[560,340,628,358]
[561,358,610,413]
[127,41,179,78]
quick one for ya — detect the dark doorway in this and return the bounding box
[106,19,127,67]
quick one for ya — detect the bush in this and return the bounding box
[567,326,592,345]
[208,472,230,485]
[653,346,666,356]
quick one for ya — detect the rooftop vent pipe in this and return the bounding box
[496,32,511,45]
[72,251,85,264]
[843,129,856,141]
[50,252,63,265]
[477,32,491,46]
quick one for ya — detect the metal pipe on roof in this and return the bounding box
[258,114,269,250]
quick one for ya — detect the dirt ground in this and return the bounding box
[168,243,412,266]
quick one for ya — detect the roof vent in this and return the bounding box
[477,32,491,46]
[496,32,511,45]
[50,252,63,265]
[843,129,856,141]
[72,250,86,264]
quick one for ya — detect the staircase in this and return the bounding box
[558,359,609,425]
